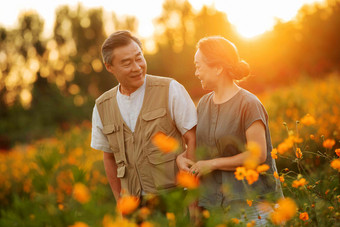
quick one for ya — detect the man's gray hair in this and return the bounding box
[101,30,142,65]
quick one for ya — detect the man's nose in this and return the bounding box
[131,61,141,71]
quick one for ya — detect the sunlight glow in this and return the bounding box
[0,0,325,39]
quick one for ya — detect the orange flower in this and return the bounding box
[246,169,259,185]
[270,198,297,225]
[231,218,240,224]
[140,222,154,227]
[152,132,179,153]
[310,134,315,140]
[176,170,199,189]
[300,114,316,126]
[299,212,309,221]
[72,183,91,204]
[68,222,89,227]
[330,159,340,171]
[277,142,290,155]
[323,139,335,149]
[166,212,175,221]
[295,148,302,159]
[247,199,253,207]
[292,178,307,188]
[256,164,270,173]
[246,220,255,227]
[117,195,140,215]
[279,175,285,182]
[273,171,279,179]
[234,167,247,180]
[335,149,340,157]
[202,210,210,218]
[271,148,278,159]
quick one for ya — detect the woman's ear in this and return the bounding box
[215,65,223,76]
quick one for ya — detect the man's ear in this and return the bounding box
[104,63,113,73]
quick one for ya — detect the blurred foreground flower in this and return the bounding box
[244,142,261,169]
[256,164,270,173]
[152,132,179,153]
[176,170,199,189]
[323,139,335,149]
[330,159,340,171]
[72,183,91,204]
[270,197,297,225]
[117,196,140,215]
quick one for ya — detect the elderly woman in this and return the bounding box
[178,36,283,224]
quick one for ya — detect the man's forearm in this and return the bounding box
[103,152,121,201]
[183,126,196,161]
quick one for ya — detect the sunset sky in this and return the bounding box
[0,0,324,38]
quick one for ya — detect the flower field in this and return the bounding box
[0,75,339,226]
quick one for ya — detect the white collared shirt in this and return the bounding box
[91,75,197,153]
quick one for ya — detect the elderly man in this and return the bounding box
[91,30,197,201]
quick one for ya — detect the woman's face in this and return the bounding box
[194,49,218,90]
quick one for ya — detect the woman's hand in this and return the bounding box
[176,152,195,171]
[189,160,213,177]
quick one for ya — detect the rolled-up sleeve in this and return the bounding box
[91,105,112,153]
[169,80,197,135]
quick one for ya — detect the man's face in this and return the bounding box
[105,41,147,95]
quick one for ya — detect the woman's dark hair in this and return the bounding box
[197,36,250,80]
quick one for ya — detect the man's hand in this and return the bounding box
[176,152,195,171]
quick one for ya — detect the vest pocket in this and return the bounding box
[142,108,172,137]
[147,149,178,190]
[102,124,124,164]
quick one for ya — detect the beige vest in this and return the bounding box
[96,75,183,196]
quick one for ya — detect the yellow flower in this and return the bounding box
[72,183,91,204]
[176,170,199,189]
[68,222,89,227]
[330,159,340,171]
[292,178,307,188]
[300,114,316,126]
[299,212,309,221]
[166,212,175,221]
[273,171,279,179]
[245,169,259,185]
[256,164,270,173]
[234,167,247,180]
[117,195,140,215]
[151,132,179,153]
[335,149,340,157]
[247,199,253,207]
[247,141,261,156]
[295,148,302,159]
[202,210,210,218]
[271,148,278,159]
[270,198,297,225]
[231,218,240,224]
[323,139,335,149]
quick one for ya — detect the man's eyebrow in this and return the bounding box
[120,52,142,63]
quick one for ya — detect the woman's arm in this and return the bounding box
[190,120,267,176]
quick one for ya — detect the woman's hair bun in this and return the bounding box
[232,60,250,80]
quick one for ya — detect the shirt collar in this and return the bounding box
[117,75,147,99]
